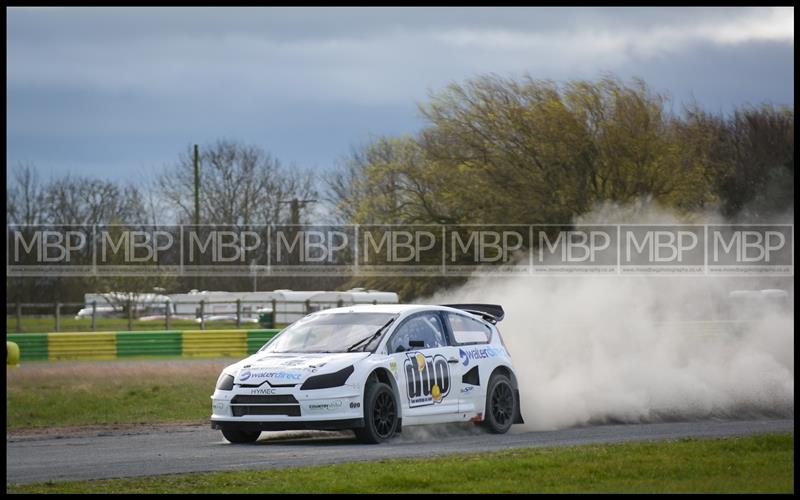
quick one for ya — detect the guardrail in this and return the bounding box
[6,329,279,361]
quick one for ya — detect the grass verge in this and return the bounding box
[6,359,226,429]
[6,433,794,493]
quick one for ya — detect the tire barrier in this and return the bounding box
[5,329,279,361]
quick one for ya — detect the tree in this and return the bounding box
[326,73,795,300]
[7,163,46,225]
[156,139,317,226]
[714,105,793,219]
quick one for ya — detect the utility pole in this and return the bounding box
[193,144,200,227]
[278,198,317,266]
[193,144,200,291]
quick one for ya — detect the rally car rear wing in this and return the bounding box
[441,304,505,324]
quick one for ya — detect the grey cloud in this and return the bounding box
[6,7,794,180]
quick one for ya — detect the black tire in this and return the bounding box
[483,373,516,434]
[354,382,399,444]
[221,428,261,444]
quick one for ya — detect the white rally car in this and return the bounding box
[210,303,523,444]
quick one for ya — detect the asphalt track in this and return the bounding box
[6,418,793,485]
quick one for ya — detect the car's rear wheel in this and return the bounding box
[221,428,261,444]
[354,382,398,444]
[483,373,515,434]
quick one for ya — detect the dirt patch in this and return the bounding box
[6,421,209,442]
[7,423,353,443]
[7,357,238,383]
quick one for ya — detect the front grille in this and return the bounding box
[232,405,301,417]
[231,394,298,405]
[230,394,300,417]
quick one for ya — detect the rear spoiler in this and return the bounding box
[441,304,505,324]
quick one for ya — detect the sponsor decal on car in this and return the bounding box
[349,401,361,409]
[239,370,304,381]
[306,400,344,412]
[404,352,451,408]
[459,346,503,366]
[250,388,278,395]
[460,386,475,394]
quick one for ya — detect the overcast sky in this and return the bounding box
[6,6,794,183]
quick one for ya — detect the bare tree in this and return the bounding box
[7,163,46,225]
[43,174,145,226]
[156,139,317,226]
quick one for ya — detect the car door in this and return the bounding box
[444,312,495,416]
[386,311,463,420]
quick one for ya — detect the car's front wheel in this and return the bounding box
[221,428,261,444]
[354,382,399,444]
[483,373,515,434]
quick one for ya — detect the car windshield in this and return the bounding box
[260,312,398,354]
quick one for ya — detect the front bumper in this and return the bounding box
[211,418,364,432]
[210,383,364,429]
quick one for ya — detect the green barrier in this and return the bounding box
[116,331,183,357]
[246,329,280,354]
[7,341,20,365]
[6,333,48,361]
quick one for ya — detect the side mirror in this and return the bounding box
[409,340,425,348]
[395,345,406,353]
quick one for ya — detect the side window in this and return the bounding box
[387,313,447,353]
[446,313,491,344]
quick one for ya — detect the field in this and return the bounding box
[7,433,794,493]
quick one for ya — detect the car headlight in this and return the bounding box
[300,365,354,390]
[216,373,235,391]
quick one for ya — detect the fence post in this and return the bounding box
[91,301,97,332]
[305,299,311,315]
[165,300,171,330]
[236,299,241,329]
[200,300,205,331]
[128,299,133,331]
[55,302,61,332]
[337,299,343,308]
[16,302,22,333]
[271,299,277,328]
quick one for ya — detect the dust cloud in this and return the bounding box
[424,205,793,431]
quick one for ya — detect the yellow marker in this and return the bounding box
[431,384,441,401]
[7,341,20,366]
[415,353,426,372]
